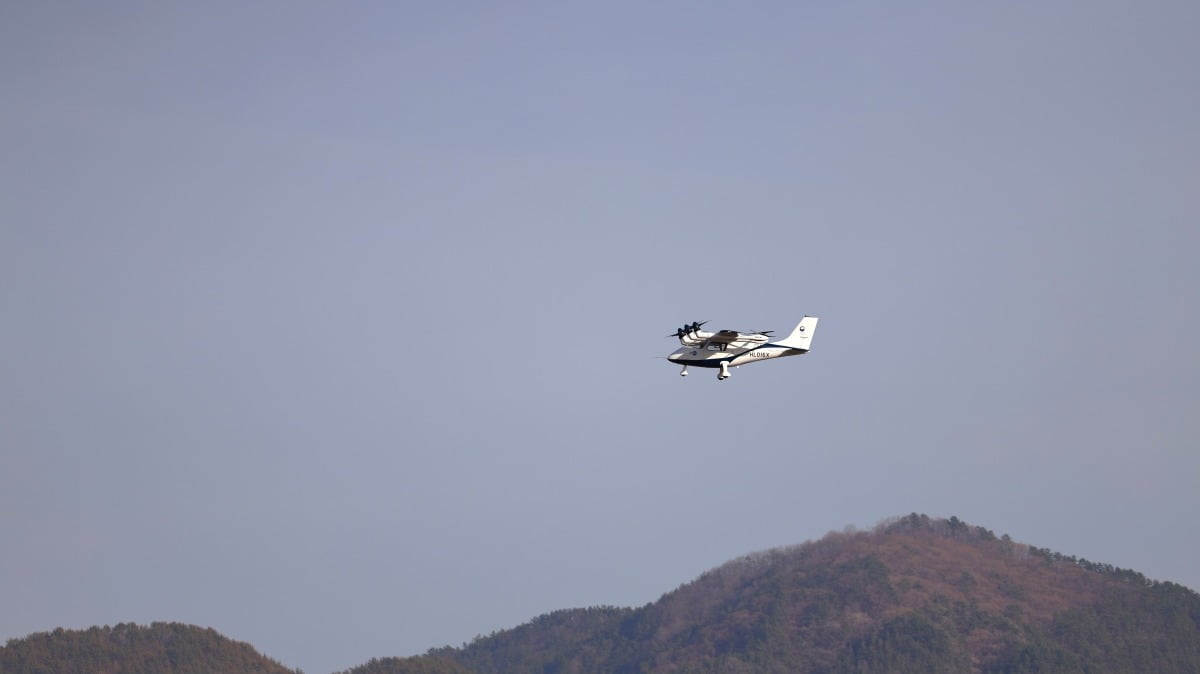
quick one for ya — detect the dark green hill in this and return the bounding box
[369,515,1200,674]
[0,622,299,674]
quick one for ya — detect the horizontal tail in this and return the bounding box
[774,316,818,351]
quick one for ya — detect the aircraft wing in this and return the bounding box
[701,329,769,352]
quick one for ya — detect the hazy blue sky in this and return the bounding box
[3,3,1197,672]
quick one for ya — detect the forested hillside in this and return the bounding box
[0,622,299,674]
[333,655,473,674]
[7,516,1199,673]
[375,515,1200,673]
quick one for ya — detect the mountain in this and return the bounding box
[7,516,1199,673]
[333,656,473,674]
[0,622,299,674]
[363,514,1200,674]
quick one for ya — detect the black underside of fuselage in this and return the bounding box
[671,346,804,368]
[673,359,724,368]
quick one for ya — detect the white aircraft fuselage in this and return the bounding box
[667,316,818,380]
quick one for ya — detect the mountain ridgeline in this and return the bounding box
[0,622,299,674]
[364,515,1200,674]
[4,516,1198,673]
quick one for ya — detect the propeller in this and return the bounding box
[669,321,708,338]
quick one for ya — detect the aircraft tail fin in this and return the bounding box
[774,316,818,351]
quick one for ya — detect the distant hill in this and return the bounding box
[363,514,1200,674]
[0,622,298,674]
[333,655,473,674]
[8,516,1200,673]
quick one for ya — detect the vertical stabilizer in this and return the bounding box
[775,316,818,351]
